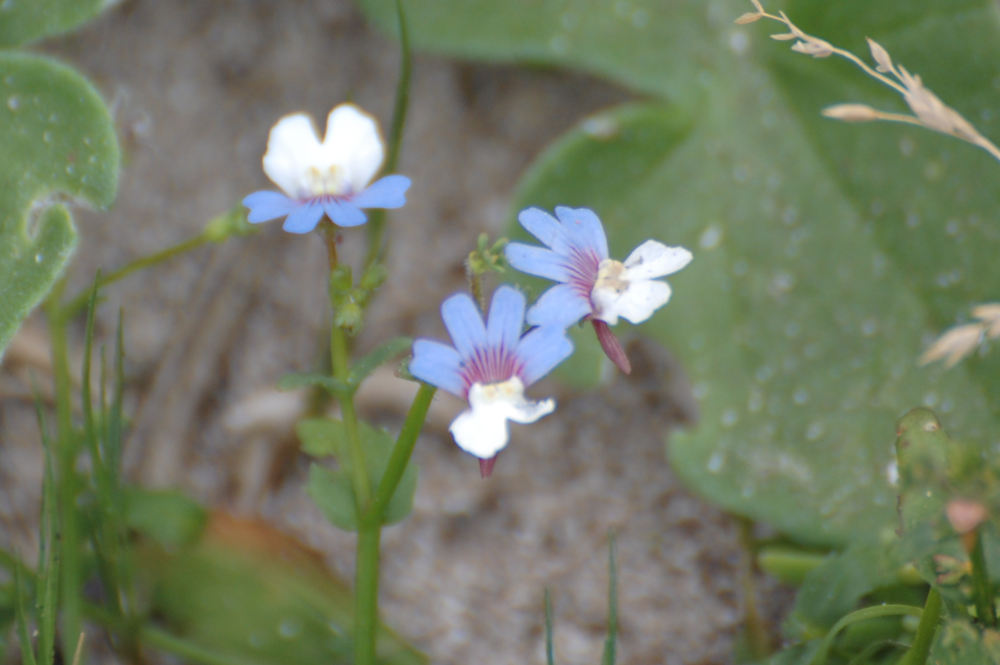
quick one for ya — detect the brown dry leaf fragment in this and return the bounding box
[898,66,980,141]
[822,103,881,122]
[770,32,797,41]
[735,12,762,25]
[972,303,1000,338]
[791,39,834,58]
[919,324,983,367]
[866,38,893,73]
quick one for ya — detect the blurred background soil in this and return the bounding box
[1,1,788,663]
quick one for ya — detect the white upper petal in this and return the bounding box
[448,378,555,459]
[262,113,325,199]
[593,278,671,325]
[260,104,386,200]
[623,240,693,280]
[322,104,385,194]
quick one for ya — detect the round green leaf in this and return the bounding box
[363,0,1000,547]
[0,52,118,357]
[0,0,113,47]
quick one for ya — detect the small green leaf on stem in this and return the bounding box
[349,337,412,386]
[201,205,259,243]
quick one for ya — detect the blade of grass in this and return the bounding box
[14,562,39,665]
[544,588,555,665]
[33,392,60,665]
[600,533,618,665]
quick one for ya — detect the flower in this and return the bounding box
[505,206,692,374]
[242,103,410,234]
[410,286,573,477]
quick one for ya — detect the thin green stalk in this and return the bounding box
[45,289,83,661]
[14,562,39,665]
[64,233,210,316]
[364,0,411,270]
[737,518,771,659]
[969,529,996,627]
[330,324,371,509]
[807,604,923,665]
[544,588,555,665]
[600,533,618,665]
[369,383,434,520]
[897,588,941,665]
[33,391,59,665]
[354,525,382,665]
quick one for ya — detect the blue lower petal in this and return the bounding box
[526,283,591,328]
[441,293,488,361]
[323,199,367,227]
[282,201,325,234]
[554,206,609,258]
[243,190,296,223]
[516,326,574,386]
[505,243,570,281]
[350,175,410,209]
[410,339,465,397]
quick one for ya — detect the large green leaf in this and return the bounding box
[299,418,418,530]
[0,52,118,356]
[356,0,1000,546]
[0,0,113,47]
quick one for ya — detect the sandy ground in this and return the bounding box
[0,1,789,663]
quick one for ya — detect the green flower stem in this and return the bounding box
[898,588,941,665]
[354,524,382,665]
[330,323,372,510]
[969,529,996,627]
[64,232,210,316]
[369,383,435,520]
[353,385,435,665]
[44,287,83,661]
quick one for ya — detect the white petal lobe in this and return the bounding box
[262,114,324,199]
[323,104,384,194]
[623,240,693,280]
[616,280,672,324]
[449,379,555,459]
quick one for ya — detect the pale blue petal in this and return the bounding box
[410,339,464,396]
[516,326,574,386]
[486,286,526,351]
[554,206,609,258]
[281,201,325,234]
[526,283,592,327]
[518,207,567,251]
[505,243,570,281]
[323,199,367,227]
[243,190,296,223]
[441,292,487,361]
[350,175,410,209]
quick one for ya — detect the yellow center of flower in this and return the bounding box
[305,164,347,197]
[472,376,524,403]
[593,259,629,295]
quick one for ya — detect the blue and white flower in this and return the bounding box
[242,103,410,234]
[410,286,573,476]
[505,206,692,373]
